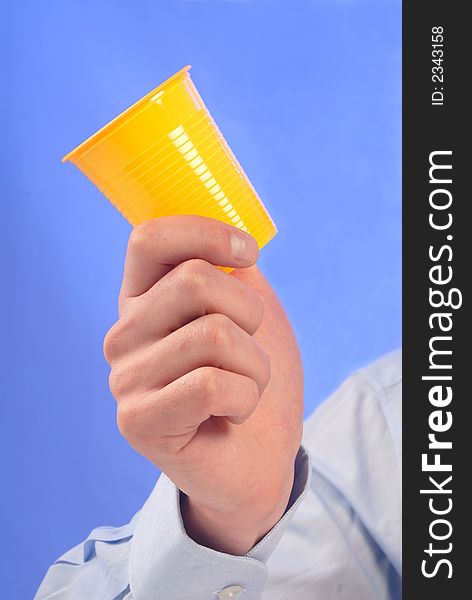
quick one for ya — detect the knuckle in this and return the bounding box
[103,316,134,363]
[103,323,122,363]
[108,367,132,400]
[201,313,233,348]
[116,402,139,439]
[103,310,141,363]
[128,221,155,255]
[176,259,209,294]
[192,367,220,400]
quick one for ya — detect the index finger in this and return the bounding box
[120,215,259,301]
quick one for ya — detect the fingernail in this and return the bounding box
[231,232,258,264]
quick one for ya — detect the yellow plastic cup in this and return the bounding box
[62,65,277,252]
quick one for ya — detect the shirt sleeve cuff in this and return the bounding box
[129,446,311,600]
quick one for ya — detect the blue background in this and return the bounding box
[0,1,401,597]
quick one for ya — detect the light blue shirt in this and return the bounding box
[36,350,402,600]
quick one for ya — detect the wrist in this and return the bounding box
[180,469,295,555]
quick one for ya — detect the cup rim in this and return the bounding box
[62,65,192,164]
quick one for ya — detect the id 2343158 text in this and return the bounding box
[431,26,445,106]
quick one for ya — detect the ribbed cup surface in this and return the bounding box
[63,66,277,250]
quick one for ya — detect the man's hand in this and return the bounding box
[103,216,304,555]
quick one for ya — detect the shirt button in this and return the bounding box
[215,585,246,599]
